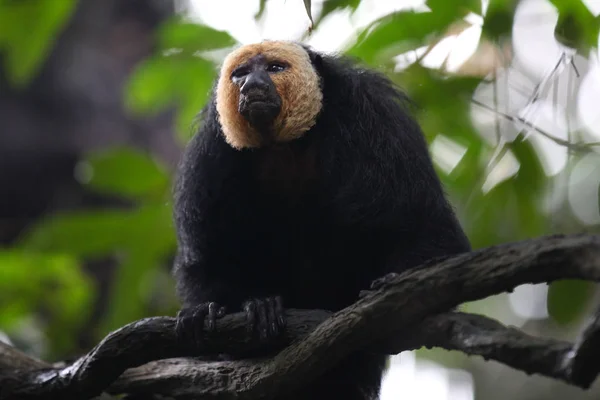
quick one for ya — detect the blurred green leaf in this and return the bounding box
[347,10,457,65]
[465,140,548,249]
[125,53,216,143]
[174,57,217,142]
[84,147,170,200]
[158,19,236,53]
[126,19,236,141]
[426,0,481,19]
[388,66,488,246]
[0,0,77,87]
[96,204,176,335]
[508,139,548,238]
[125,55,180,116]
[18,202,176,338]
[98,250,163,336]
[550,0,600,54]
[0,250,94,356]
[547,280,595,325]
[303,0,314,29]
[255,0,268,20]
[19,209,137,257]
[317,0,360,25]
[482,0,516,41]
[392,66,481,142]
[19,202,175,256]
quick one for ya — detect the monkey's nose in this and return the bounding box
[240,72,271,95]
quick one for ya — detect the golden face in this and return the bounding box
[215,41,323,149]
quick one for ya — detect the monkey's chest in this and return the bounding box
[252,143,319,205]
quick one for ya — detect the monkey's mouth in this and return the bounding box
[239,95,282,129]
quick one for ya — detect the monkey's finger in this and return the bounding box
[256,299,268,341]
[175,309,191,343]
[217,306,227,318]
[266,297,278,336]
[274,295,285,328]
[370,272,400,291]
[176,307,200,344]
[243,300,256,335]
[206,302,219,332]
[192,304,209,345]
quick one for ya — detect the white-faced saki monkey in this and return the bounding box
[172,40,471,400]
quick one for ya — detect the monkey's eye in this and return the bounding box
[266,62,287,73]
[231,67,250,80]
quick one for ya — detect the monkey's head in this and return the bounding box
[216,41,323,149]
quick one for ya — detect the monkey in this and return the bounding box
[172,40,471,400]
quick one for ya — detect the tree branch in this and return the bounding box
[1,233,600,400]
[471,98,600,152]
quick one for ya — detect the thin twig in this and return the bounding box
[471,98,600,152]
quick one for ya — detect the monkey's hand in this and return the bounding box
[243,296,286,341]
[175,302,227,346]
[359,272,401,299]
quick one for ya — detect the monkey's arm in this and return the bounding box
[172,105,285,341]
[173,115,249,308]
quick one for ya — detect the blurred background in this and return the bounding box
[1,0,600,399]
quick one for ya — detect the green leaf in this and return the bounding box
[16,203,177,339]
[426,0,481,15]
[347,10,457,65]
[507,139,548,238]
[174,57,217,142]
[391,66,481,142]
[96,204,177,335]
[459,143,547,249]
[547,280,595,325]
[481,0,517,40]
[126,21,228,140]
[18,200,175,257]
[0,250,94,356]
[321,0,360,18]
[549,0,599,54]
[125,53,216,142]
[84,147,170,199]
[18,209,135,257]
[255,0,268,20]
[0,0,78,87]
[310,0,360,30]
[303,0,314,29]
[97,250,162,336]
[510,139,545,195]
[157,19,236,53]
[125,55,180,115]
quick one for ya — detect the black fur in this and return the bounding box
[172,44,471,400]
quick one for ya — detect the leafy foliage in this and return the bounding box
[125,16,237,142]
[0,250,93,358]
[0,0,77,88]
[347,10,456,65]
[548,279,596,325]
[550,0,600,54]
[84,148,171,200]
[482,0,517,41]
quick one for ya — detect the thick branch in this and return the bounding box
[109,310,581,397]
[1,233,600,400]
[0,310,589,398]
